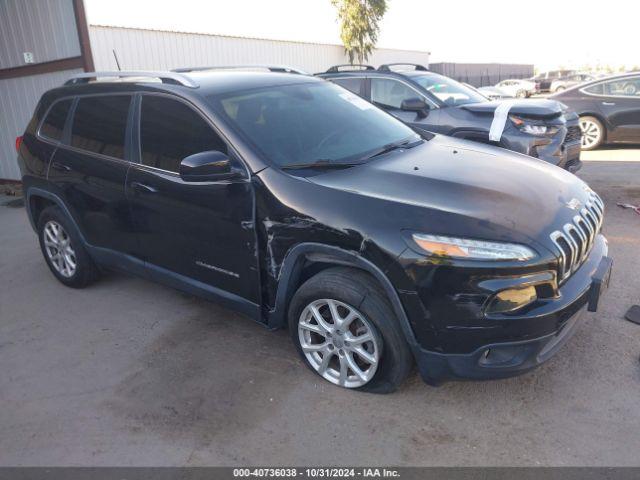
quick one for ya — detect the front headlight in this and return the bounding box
[412,234,536,261]
[509,115,558,136]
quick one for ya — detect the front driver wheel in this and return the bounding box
[288,267,413,393]
[516,89,527,98]
[579,116,604,150]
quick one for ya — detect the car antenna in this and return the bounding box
[112,49,122,71]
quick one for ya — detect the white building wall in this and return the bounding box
[89,25,429,74]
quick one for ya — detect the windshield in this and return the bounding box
[210,82,419,168]
[410,73,487,106]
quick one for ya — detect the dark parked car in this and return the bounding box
[531,70,576,92]
[319,64,583,172]
[552,72,640,150]
[17,69,612,392]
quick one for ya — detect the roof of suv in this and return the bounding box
[318,68,439,81]
[185,71,320,94]
[58,70,322,97]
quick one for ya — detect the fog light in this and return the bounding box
[487,286,537,314]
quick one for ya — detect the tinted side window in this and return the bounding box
[140,96,227,173]
[40,99,73,141]
[602,76,640,97]
[371,79,419,109]
[71,95,131,159]
[331,78,365,96]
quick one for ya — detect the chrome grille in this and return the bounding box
[550,190,604,281]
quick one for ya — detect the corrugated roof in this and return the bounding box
[89,24,430,54]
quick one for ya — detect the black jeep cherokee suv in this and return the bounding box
[17,69,612,393]
[319,64,583,172]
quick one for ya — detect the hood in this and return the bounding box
[461,99,564,119]
[307,136,591,246]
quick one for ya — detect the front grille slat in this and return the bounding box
[574,215,593,258]
[582,208,598,235]
[550,190,604,282]
[568,222,587,261]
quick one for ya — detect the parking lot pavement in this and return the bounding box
[1,160,639,467]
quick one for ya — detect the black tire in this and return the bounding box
[37,205,100,288]
[555,86,566,93]
[516,89,527,98]
[288,267,413,393]
[579,115,604,151]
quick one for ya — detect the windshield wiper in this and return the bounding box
[365,137,423,160]
[280,159,363,170]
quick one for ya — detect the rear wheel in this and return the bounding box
[288,267,413,393]
[579,116,604,150]
[516,89,527,98]
[37,206,100,288]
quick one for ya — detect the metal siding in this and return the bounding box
[0,69,82,180]
[89,25,429,74]
[430,63,535,87]
[0,0,81,68]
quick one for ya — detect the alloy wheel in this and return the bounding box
[298,298,380,388]
[43,220,77,278]
[580,119,601,149]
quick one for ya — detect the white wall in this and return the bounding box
[89,25,429,74]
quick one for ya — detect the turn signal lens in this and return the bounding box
[15,136,23,153]
[487,286,537,314]
[412,234,536,261]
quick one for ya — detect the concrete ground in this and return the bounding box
[1,153,639,467]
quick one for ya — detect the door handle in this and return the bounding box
[51,161,72,172]
[602,102,616,106]
[130,181,158,193]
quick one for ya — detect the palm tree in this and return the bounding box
[331,0,387,64]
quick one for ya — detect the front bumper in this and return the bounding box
[416,303,587,384]
[500,116,582,172]
[400,236,611,385]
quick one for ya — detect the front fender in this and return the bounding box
[266,242,421,354]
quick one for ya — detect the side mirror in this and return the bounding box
[179,150,242,182]
[401,97,429,118]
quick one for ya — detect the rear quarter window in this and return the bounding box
[40,99,73,141]
[583,83,604,95]
[70,95,132,159]
[330,78,366,97]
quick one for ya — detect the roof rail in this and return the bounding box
[378,63,429,72]
[171,65,308,75]
[325,64,375,73]
[65,71,198,88]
